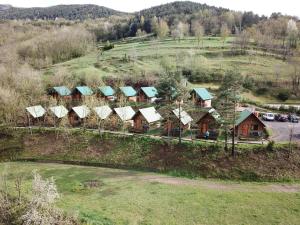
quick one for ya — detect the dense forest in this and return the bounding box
[0,4,124,20]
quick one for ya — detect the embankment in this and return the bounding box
[0,128,299,181]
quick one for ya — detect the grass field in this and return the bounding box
[47,37,292,81]
[1,162,300,225]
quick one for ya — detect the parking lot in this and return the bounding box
[264,121,300,142]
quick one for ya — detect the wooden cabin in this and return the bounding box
[48,105,69,127]
[68,105,90,126]
[97,86,116,101]
[119,86,137,102]
[196,108,221,139]
[132,107,162,133]
[26,105,46,126]
[138,87,158,103]
[191,88,213,107]
[93,105,113,129]
[49,86,71,100]
[72,86,94,101]
[164,108,193,136]
[235,110,266,139]
[113,106,136,129]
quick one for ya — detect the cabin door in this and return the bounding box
[135,118,142,130]
[202,123,208,133]
[241,124,249,136]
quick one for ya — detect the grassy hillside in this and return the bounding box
[46,37,298,104]
[48,37,289,78]
[1,162,300,225]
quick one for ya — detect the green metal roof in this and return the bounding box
[193,88,213,100]
[141,87,158,98]
[53,86,71,96]
[98,86,115,96]
[235,110,253,126]
[75,86,93,96]
[119,86,137,97]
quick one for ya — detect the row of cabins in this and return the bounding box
[49,85,213,107]
[26,105,266,139]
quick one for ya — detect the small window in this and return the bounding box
[252,124,259,130]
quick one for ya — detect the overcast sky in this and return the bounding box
[1,0,299,17]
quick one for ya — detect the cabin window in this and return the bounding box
[252,124,259,131]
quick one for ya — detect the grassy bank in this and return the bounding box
[1,162,300,225]
[1,128,299,182]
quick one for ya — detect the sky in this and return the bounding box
[1,0,299,17]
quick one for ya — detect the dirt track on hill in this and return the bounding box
[116,174,300,193]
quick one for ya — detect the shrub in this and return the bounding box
[103,41,115,51]
[266,140,275,151]
[255,87,268,95]
[277,90,290,101]
[243,76,255,90]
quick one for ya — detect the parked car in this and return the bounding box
[288,114,299,123]
[263,113,275,121]
[275,114,289,122]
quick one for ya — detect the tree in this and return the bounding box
[22,171,63,225]
[171,22,187,42]
[150,16,159,34]
[220,23,230,46]
[157,72,190,144]
[234,12,243,33]
[234,30,250,53]
[191,20,205,47]
[287,19,298,49]
[217,70,242,156]
[157,19,169,39]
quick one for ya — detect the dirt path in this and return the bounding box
[137,175,300,193]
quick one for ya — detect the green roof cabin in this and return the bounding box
[196,108,221,140]
[119,86,137,102]
[191,88,213,107]
[50,86,71,100]
[98,86,116,101]
[72,86,94,100]
[235,110,266,139]
[138,87,158,103]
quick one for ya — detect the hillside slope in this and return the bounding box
[1,129,299,182]
[0,4,125,20]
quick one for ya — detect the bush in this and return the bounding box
[103,42,115,51]
[277,90,290,101]
[243,76,255,90]
[266,140,275,151]
[255,87,268,95]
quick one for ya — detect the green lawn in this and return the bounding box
[1,162,300,225]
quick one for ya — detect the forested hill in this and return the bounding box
[0,1,265,24]
[0,4,125,20]
[139,1,228,18]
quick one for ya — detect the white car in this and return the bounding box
[263,113,275,121]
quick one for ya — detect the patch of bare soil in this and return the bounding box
[140,175,199,186]
[264,184,300,193]
[137,175,300,193]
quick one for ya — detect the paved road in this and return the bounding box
[264,121,300,142]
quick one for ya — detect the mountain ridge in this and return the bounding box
[0,1,264,20]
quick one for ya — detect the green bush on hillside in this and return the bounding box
[277,90,290,101]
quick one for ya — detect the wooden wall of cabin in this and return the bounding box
[235,115,265,138]
[197,114,219,136]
